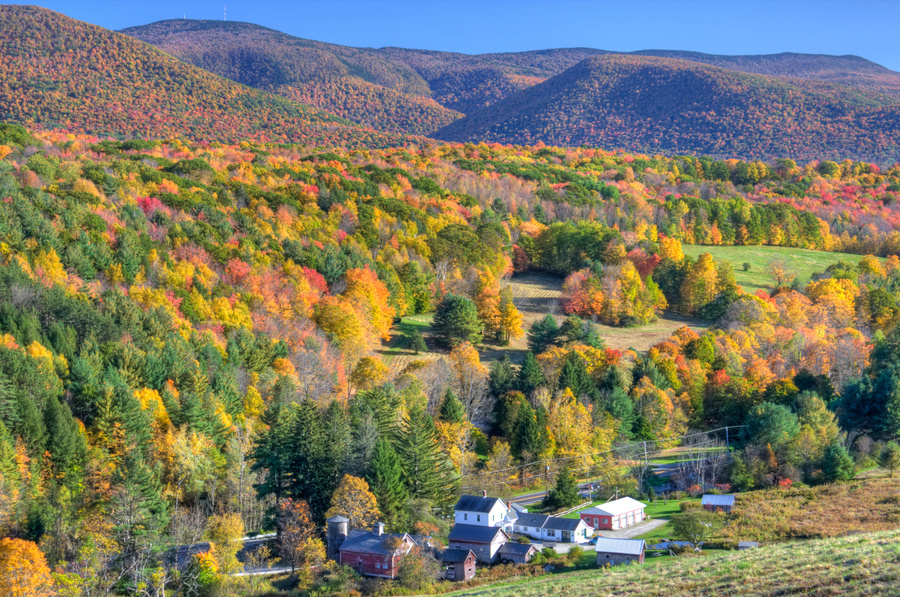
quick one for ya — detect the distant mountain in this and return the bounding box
[433,54,900,162]
[0,6,412,147]
[121,19,462,136]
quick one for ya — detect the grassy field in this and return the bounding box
[379,273,708,373]
[682,244,883,292]
[448,529,900,596]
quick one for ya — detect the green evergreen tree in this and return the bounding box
[398,406,458,504]
[488,356,517,397]
[0,372,16,427]
[407,329,427,355]
[16,392,46,458]
[517,352,546,395]
[250,404,291,523]
[284,399,334,523]
[366,437,408,530]
[0,420,17,481]
[43,396,87,489]
[348,410,379,478]
[527,314,562,354]
[513,407,545,462]
[110,453,169,557]
[543,467,579,511]
[879,442,900,477]
[558,355,596,400]
[439,389,465,424]
[323,399,351,483]
[432,294,483,348]
[602,386,634,439]
[822,440,855,482]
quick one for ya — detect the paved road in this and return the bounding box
[507,483,594,508]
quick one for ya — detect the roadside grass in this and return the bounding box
[682,244,885,292]
[447,529,900,596]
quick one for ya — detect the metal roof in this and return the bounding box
[448,524,509,544]
[594,538,646,556]
[499,542,538,555]
[582,497,647,517]
[701,494,735,506]
[339,529,412,556]
[438,549,475,563]
[454,495,507,514]
[327,515,349,523]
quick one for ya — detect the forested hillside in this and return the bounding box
[121,20,463,136]
[0,119,900,594]
[0,6,413,147]
[435,55,900,163]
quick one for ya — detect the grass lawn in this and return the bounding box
[682,244,883,292]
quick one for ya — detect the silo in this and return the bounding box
[326,515,349,562]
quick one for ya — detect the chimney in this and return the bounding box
[374,521,384,536]
[483,490,487,498]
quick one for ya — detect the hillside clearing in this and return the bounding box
[448,529,900,596]
[682,244,885,292]
[380,273,708,373]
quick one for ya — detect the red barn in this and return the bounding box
[580,497,646,531]
[338,522,414,579]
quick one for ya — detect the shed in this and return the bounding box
[448,524,510,563]
[438,549,476,581]
[594,538,645,567]
[580,497,646,530]
[702,494,735,513]
[498,542,538,564]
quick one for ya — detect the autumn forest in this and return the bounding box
[2,4,900,597]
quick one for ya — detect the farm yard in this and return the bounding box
[379,272,709,375]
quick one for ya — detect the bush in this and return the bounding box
[680,500,702,512]
[743,262,752,271]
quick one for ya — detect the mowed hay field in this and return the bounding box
[446,529,900,597]
[379,272,708,374]
[682,244,885,292]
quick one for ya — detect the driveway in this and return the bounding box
[599,518,668,539]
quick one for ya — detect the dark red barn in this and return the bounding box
[338,522,414,579]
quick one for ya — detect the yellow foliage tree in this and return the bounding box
[498,287,523,344]
[350,356,389,392]
[207,513,245,575]
[658,235,684,262]
[0,538,53,597]
[324,475,380,530]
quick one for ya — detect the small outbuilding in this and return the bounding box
[580,497,647,530]
[594,538,645,567]
[438,549,477,581]
[498,542,539,564]
[702,494,735,513]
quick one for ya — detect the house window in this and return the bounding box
[375,562,381,570]
[464,513,467,520]
[602,518,608,523]
[477,515,481,522]
[547,529,555,537]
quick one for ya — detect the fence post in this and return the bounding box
[725,426,729,448]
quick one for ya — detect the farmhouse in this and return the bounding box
[512,512,593,543]
[447,524,511,563]
[454,492,517,532]
[337,522,415,579]
[702,494,735,513]
[437,548,477,581]
[594,538,646,566]
[580,497,647,530]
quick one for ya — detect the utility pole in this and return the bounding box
[544,464,550,498]
[725,426,729,449]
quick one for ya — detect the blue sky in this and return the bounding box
[10,1,900,72]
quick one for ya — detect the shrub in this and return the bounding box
[743,262,752,271]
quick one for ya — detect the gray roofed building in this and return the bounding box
[594,538,646,556]
[595,538,646,567]
[339,529,412,556]
[447,524,509,544]
[543,517,585,532]
[498,542,538,564]
[454,495,506,513]
[514,513,550,528]
[702,494,736,512]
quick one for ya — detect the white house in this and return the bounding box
[580,497,646,531]
[513,513,593,544]
[453,493,517,533]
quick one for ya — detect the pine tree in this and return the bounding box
[527,314,562,354]
[284,399,334,523]
[513,408,545,463]
[489,356,517,397]
[348,411,379,478]
[558,355,595,400]
[323,400,350,484]
[250,404,291,522]
[543,467,579,511]
[879,442,900,477]
[439,389,465,424]
[822,440,855,482]
[407,330,427,355]
[0,421,16,481]
[110,453,168,558]
[432,294,483,348]
[517,352,546,395]
[366,437,408,530]
[0,373,17,428]
[398,406,458,504]
[602,386,634,439]
[43,396,87,489]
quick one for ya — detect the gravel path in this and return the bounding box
[600,518,668,539]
